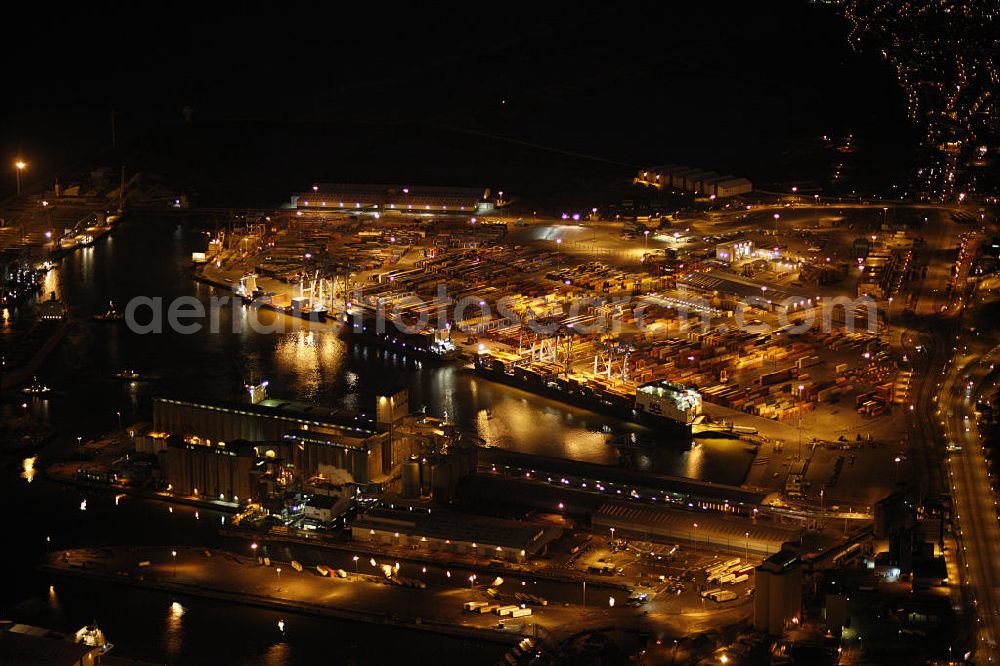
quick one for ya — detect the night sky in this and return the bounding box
[3,3,911,203]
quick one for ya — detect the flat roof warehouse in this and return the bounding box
[291,183,495,214]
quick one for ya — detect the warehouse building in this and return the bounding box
[677,270,815,314]
[635,166,753,198]
[712,177,754,198]
[352,500,562,563]
[291,183,494,214]
[592,501,802,556]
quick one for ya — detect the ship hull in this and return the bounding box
[248,300,326,323]
[340,324,459,363]
[472,360,692,439]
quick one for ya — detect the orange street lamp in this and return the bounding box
[14,160,25,196]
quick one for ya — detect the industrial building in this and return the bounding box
[152,393,378,444]
[754,543,804,635]
[478,448,778,515]
[715,239,755,263]
[592,501,802,556]
[290,183,494,214]
[151,387,426,499]
[635,166,753,198]
[351,501,562,563]
[677,269,815,314]
[164,437,256,502]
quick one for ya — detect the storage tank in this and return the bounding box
[431,461,452,499]
[401,460,420,498]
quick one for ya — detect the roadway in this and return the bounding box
[937,320,1000,660]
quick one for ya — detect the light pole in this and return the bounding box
[77,436,83,460]
[744,531,749,563]
[14,160,25,196]
[582,579,586,607]
[116,411,122,433]
[250,542,258,562]
[353,555,359,574]
[773,212,780,235]
[609,527,615,545]
[276,567,282,592]
[644,229,649,249]
[796,389,805,461]
[171,550,177,576]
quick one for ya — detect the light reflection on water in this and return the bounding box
[272,330,347,401]
[24,216,751,485]
[22,456,37,483]
[260,641,292,666]
[164,601,184,656]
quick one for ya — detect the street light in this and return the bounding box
[171,550,177,576]
[796,393,805,461]
[14,160,25,196]
[77,436,83,460]
[353,555,359,574]
[276,567,282,592]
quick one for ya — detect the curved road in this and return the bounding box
[938,330,1000,660]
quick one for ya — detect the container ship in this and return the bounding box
[234,273,327,322]
[335,305,460,362]
[473,351,700,437]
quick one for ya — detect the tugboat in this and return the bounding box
[37,292,68,322]
[233,273,262,304]
[0,621,113,658]
[21,376,51,395]
[93,301,123,322]
[73,622,113,654]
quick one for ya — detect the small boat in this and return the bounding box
[93,301,123,322]
[115,369,159,382]
[21,376,51,395]
[37,292,68,322]
[73,623,113,654]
